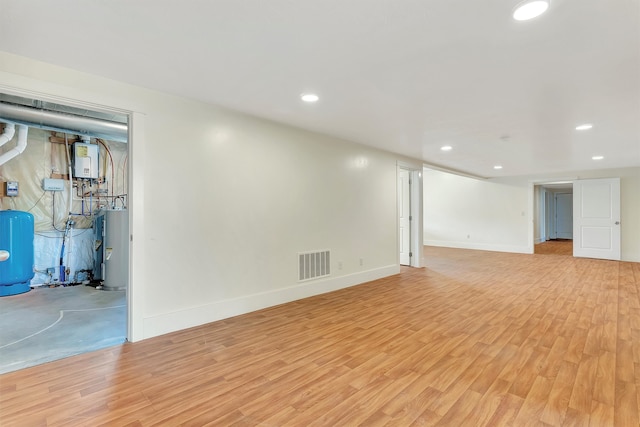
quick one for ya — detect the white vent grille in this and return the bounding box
[298,250,330,281]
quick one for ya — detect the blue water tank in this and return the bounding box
[0,210,34,296]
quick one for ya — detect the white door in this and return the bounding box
[573,178,620,260]
[398,169,411,265]
[555,193,573,239]
[545,190,553,240]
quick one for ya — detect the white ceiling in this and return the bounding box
[0,0,638,178]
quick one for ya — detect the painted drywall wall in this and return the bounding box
[423,166,640,262]
[0,52,421,340]
[533,185,543,244]
[423,169,530,253]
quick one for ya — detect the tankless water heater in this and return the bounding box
[72,142,99,179]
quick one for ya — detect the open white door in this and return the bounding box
[398,168,411,265]
[573,178,620,260]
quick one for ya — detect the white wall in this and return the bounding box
[533,185,544,244]
[0,52,419,340]
[423,169,530,253]
[424,166,640,262]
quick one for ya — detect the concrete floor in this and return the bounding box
[0,285,126,374]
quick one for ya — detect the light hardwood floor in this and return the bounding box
[534,240,573,256]
[1,246,638,426]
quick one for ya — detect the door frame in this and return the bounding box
[397,161,423,268]
[528,179,575,253]
[540,188,574,240]
[0,83,140,341]
[529,177,621,260]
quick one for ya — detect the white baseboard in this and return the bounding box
[424,240,531,254]
[142,264,399,340]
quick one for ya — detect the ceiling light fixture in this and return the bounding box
[300,93,319,103]
[440,145,453,151]
[494,165,503,170]
[575,123,593,131]
[592,155,604,160]
[513,0,550,21]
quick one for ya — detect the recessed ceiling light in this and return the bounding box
[513,0,550,21]
[440,145,453,151]
[575,123,593,131]
[494,165,503,170]
[592,155,604,160]
[301,93,319,103]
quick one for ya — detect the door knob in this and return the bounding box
[615,221,620,225]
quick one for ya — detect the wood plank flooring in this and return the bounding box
[1,246,639,426]
[535,240,573,256]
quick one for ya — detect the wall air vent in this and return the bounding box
[298,250,330,282]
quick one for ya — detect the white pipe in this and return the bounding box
[0,124,28,166]
[0,122,15,148]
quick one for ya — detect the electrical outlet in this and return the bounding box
[359,258,364,266]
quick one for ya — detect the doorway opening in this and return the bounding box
[533,182,573,255]
[531,178,622,260]
[0,92,130,373]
